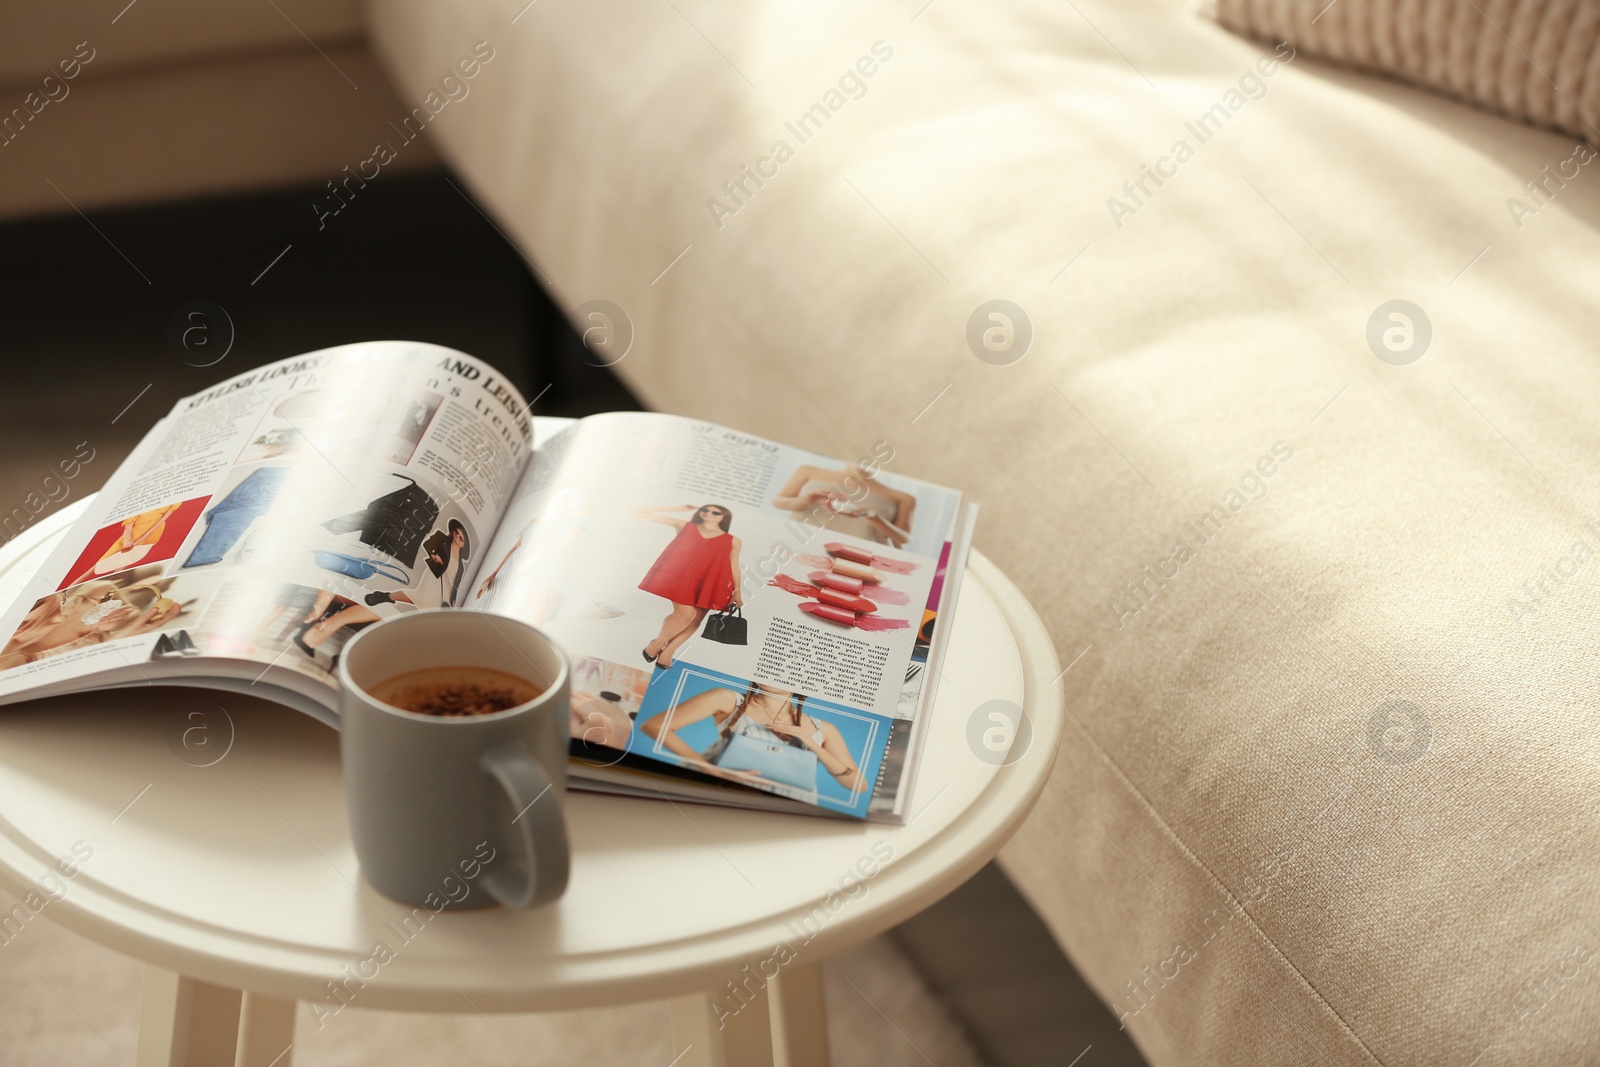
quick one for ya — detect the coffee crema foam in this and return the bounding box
[369,667,543,717]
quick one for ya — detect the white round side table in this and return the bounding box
[0,498,1061,1067]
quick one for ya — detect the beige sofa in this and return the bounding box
[365,2,1600,1064]
[12,1,1600,1064]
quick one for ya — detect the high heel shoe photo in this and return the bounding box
[642,646,657,663]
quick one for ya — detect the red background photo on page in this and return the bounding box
[57,497,210,590]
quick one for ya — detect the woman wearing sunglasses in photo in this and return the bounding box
[636,503,743,670]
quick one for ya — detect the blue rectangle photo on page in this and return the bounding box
[633,662,890,819]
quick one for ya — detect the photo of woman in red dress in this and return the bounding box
[636,504,743,670]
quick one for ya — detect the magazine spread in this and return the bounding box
[0,342,974,822]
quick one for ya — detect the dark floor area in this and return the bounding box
[892,864,1145,1066]
[0,168,1142,1067]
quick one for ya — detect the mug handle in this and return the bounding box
[478,742,570,909]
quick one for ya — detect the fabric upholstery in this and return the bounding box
[1208,0,1600,141]
[0,0,361,85]
[0,46,438,219]
[0,1,430,220]
[366,1,1600,1063]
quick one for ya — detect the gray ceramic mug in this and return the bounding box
[337,610,571,910]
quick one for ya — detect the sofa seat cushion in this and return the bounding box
[0,46,438,219]
[0,0,362,86]
[369,1,1600,1064]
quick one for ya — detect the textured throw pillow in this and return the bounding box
[1206,0,1600,141]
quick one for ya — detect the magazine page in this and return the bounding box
[0,342,531,717]
[472,413,969,820]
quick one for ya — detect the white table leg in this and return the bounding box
[670,984,775,1067]
[235,992,296,1067]
[770,961,830,1067]
[136,966,243,1067]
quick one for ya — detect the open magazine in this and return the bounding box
[0,343,975,822]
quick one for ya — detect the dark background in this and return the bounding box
[0,170,637,515]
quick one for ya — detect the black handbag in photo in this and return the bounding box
[702,602,747,645]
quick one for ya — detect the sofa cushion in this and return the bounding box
[0,0,361,85]
[0,46,438,219]
[369,1,1600,1064]
[1208,0,1600,141]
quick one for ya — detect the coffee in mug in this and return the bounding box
[338,611,571,910]
[370,667,545,717]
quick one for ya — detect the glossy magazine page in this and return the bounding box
[0,342,532,706]
[472,412,971,820]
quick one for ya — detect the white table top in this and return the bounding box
[0,498,1061,1012]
